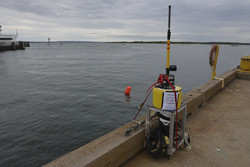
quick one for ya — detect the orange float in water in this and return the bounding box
[124,86,131,95]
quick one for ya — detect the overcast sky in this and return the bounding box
[1,0,250,42]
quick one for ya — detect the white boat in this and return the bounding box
[0,25,18,46]
[231,43,239,47]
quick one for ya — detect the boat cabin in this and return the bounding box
[0,25,18,46]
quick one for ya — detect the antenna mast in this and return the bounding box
[166,5,171,69]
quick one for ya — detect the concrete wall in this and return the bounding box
[236,71,250,80]
[43,70,238,167]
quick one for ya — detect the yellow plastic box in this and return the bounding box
[152,86,182,110]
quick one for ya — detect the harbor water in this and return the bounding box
[0,43,249,166]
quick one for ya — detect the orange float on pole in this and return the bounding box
[124,86,131,95]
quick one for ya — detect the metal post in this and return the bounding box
[169,111,174,155]
[146,106,150,140]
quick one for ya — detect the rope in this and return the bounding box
[184,132,191,151]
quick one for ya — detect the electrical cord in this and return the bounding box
[145,114,183,159]
[124,120,146,135]
[145,123,168,159]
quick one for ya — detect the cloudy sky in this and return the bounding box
[1,0,250,42]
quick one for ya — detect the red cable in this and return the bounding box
[163,75,178,150]
[133,74,164,120]
[133,88,152,120]
[134,74,179,150]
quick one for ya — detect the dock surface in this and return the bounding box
[121,79,250,167]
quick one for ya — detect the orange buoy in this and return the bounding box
[125,86,131,95]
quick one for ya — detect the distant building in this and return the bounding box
[0,25,18,46]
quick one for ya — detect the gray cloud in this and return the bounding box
[1,0,250,42]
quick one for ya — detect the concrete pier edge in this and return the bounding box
[43,69,246,167]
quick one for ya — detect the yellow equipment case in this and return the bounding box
[152,86,182,110]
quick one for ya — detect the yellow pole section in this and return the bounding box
[167,39,170,68]
[211,45,220,80]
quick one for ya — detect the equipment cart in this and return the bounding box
[145,103,187,156]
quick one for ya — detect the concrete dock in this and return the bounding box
[121,78,250,167]
[43,70,250,167]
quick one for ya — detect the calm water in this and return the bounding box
[0,43,249,166]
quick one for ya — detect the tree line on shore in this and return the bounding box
[108,41,250,45]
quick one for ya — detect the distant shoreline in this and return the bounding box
[107,41,250,45]
[27,41,250,45]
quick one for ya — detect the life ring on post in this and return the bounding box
[209,44,217,67]
[209,44,220,80]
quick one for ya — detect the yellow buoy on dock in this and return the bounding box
[239,55,250,72]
